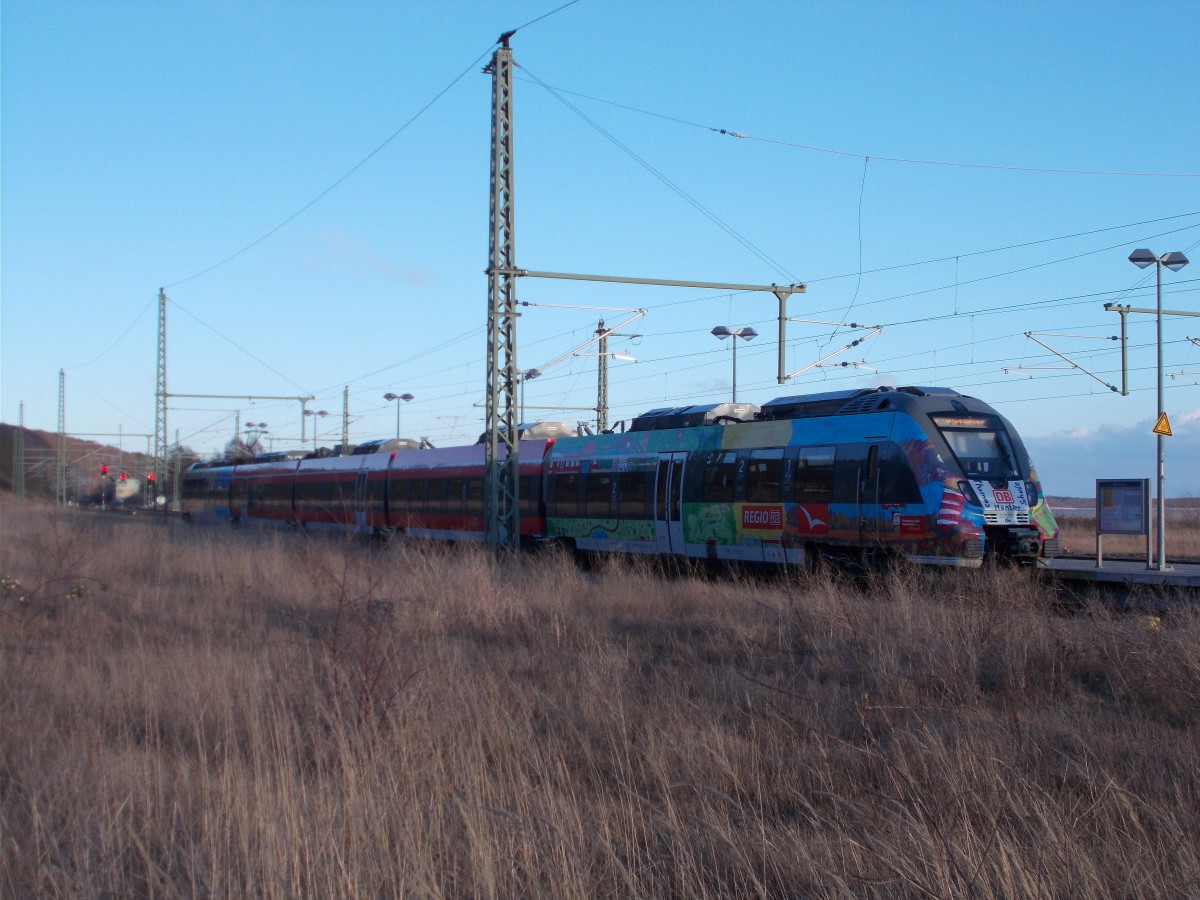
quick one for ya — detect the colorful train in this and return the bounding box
[182,385,1060,568]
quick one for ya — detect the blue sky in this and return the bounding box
[3,1,1198,496]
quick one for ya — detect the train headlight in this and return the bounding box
[957,481,982,507]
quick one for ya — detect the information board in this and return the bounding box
[1096,479,1150,535]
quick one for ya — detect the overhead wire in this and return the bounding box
[162,42,500,289]
[161,0,584,291]
[167,297,313,395]
[514,77,1200,179]
[64,295,157,370]
[518,62,800,283]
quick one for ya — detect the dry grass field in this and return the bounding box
[2,503,1199,898]
[1055,509,1200,562]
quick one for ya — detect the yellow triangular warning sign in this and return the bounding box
[1153,412,1172,436]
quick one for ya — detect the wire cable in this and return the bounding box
[167,297,312,394]
[519,63,800,283]
[517,78,1200,178]
[509,0,584,34]
[163,43,499,289]
[64,295,157,370]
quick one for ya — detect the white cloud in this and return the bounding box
[1024,421,1200,499]
[1176,407,1200,425]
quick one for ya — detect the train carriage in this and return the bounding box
[543,386,1059,568]
[182,386,1058,570]
[183,438,557,543]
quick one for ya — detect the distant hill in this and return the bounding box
[1047,495,1199,516]
[0,423,198,501]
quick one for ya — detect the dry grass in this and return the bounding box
[1056,511,1200,561]
[2,502,1199,898]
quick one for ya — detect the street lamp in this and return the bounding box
[711,325,758,403]
[1128,248,1189,571]
[383,392,414,440]
[303,409,330,451]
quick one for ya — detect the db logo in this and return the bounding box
[742,505,783,529]
[993,489,1014,504]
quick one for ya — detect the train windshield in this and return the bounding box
[932,415,1021,480]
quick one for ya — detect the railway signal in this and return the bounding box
[119,472,127,482]
[100,464,108,476]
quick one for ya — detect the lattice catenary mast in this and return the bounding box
[56,369,67,505]
[483,31,521,553]
[154,288,168,497]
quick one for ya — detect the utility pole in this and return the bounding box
[154,288,168,499]
[342,386,350,452]
[56,369,67,505]
[484,31,520,554]
[14,401,26,501]
[596,319,609,433]
[173,428,182,509]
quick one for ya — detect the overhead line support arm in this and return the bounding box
[516,269,805,384]
[1104,302,1200,396]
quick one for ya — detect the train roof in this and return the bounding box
[629,402,759,432]
[756,385,979,421]
[475,421,579,443]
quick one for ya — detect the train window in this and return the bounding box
[933,421,1020,480]
[520,475,540,518]
[466,478,484,516]
[877,444,923,504]
[618,471,650,518]
[446,478,464,514]
[427,479,446,514]
[390,477,410,513]
[585,472,615,519]
[550,473,580,518]
[268,478,292,511]
[833,445,871,502]
[746,449,784,502]
[412,479,428,512]
[702,451,737,503]
[794,447,835,502]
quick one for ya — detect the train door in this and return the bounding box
[857,444,881,547]
[231,473,248,522]
[354,470,369,534]
[655,452,687,556]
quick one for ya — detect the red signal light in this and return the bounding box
[101,464,108,476]
[146,473,155,483]
[120,472,127,482]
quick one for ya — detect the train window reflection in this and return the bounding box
[936,426,1019,479]
[746,449,784,502]
[794,447,835,502]
[703,452,737,502]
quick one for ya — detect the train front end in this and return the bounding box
[926,407,1059,563]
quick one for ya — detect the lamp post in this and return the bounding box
[303,409,330,451]
[711,326,758,403]
[383,392,414,440]
[1128,248,1189,571]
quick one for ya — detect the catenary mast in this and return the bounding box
[483,31,520,553]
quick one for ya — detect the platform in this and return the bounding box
[1038,557,1200,590]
